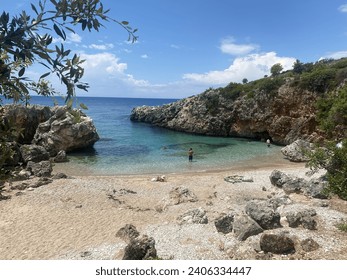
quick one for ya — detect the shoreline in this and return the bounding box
[53,148,298,177]
[2,158,346,260]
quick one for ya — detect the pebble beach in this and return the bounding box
[1,159,347,260]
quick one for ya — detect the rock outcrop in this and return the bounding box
[33,106,99,156]
[130,81,322,145]
[281,139,314,162]
[1,104,99,160]
[269,170,329,198]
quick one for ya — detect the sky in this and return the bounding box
[3,0,347,99]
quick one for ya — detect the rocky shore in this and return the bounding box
[0,162,346,260]
[1,103,346,260]
[0,104,99,178]
[130,80,323,145]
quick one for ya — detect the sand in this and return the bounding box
[0,160,347,260]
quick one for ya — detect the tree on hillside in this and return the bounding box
[293,59,304,74]
[0,0,137,104]
[270,63,283,76]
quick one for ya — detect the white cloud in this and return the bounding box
[89,43,114,50]
[183,52,296,85]
[81,52,127,75]
[141,54,149,59]
[69,33,82,43]
[338,4,347,12]
[320,50,347,60]
[220,37,259,56]
[52,32,82,44]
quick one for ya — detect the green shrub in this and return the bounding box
[219,82,245,100]
[253,76,285,96]
[306,140,347,200]
[316,86,347,138]
[299,68,337,93]
[326,140,347,200]
[336,223,347,232]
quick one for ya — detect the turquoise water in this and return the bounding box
[12,96,283,175]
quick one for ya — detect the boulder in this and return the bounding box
[304,176,329,199]
[269,170,290,187]
[116,224,140,243]
[284,208,317,230]
[269,170,308,195]
[281,139,313,162]
[169,186,198,205]
[282,177,308,194]
[54,150,68,163]
[245,200,281,230]
[300,238,320,252]
[122,235,157,260]
[0,105,53,144]
[20,144,50,163]
[214,212,235,234]
[233,213,263,241]
[33,106,99,156]
[52,173,68,179]
[259,233,295,254]
[177,207,208,224]
[26,161,52,177]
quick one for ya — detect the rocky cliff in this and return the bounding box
[130,80,323,145]
[1,104,99,164]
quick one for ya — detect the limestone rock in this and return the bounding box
[54,150,68,163]
[116,224,140,243]
[269,170,308,195]
[233,213,263,241]
[20,144,50,163]
[169,186,198,205]
[304,176,329,199]
[0,105,53,144]
[130,81,321,145]
[214,212,235,234]
[281,139,313,162]
[122,235,157,260]
[26,161,52,177]
[177,207,208,224]
[300,238,320,252]
[245,200,281,230]
[269,170,290,187]
[33,106,99,156]
[259,233,295,254]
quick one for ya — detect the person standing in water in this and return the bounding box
[266,139,271,147]
[188,148,194,162]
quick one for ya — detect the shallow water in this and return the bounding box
[15,96,284,175]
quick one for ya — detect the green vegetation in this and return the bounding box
[215,58,347,103]
[305,80,347,200]
[336,223,347,232]
[0,117,22,179]
[310,82,347,200]
[270,63,283,76]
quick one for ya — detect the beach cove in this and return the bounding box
[1,158,347,260]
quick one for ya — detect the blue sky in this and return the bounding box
[4,0,347,98]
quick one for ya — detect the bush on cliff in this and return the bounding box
[307,85,347,200]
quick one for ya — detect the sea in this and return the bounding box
[5,95,284,175]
